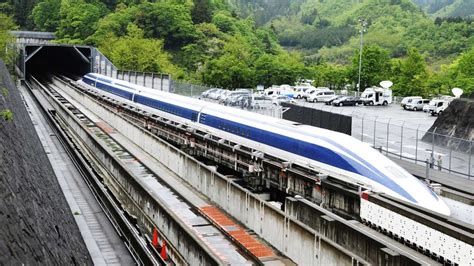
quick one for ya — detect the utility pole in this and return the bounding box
[357,18,367,95]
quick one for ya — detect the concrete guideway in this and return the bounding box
[19,85,134,265]
[36,77,287,265]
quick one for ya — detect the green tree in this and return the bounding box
[99,24,184,79]
[392,48,428,97]
[201,54,253,88]
[6,0,38,27]
[133,2,197,48]
[0,14,17,66]
[192,0,213,24]
[254,52,304,87]
[350,45,391,90]
[30,0,61,32]
[450,47,474,95]
[56,0,107,43]
[212,11,236,33]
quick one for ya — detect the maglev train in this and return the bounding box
[80,73,451,216]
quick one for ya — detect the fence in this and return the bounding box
[170,80,210,97]
[115,70,170,91]
[352,112,473,179]
[170,80,284,118]
[93,48,171,91]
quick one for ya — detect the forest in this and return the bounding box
[0,0,473,96]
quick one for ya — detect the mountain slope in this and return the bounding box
[228,0,474,64]
[412,0,474,18]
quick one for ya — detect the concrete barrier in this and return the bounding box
[56,82,368,265]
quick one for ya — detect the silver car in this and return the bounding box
[405,99,430,111]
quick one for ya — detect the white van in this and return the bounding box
[405,99,430,111]
[264,87,294,98]
[428,99,451,116]
[294,85,316,99]
[307,90,335,102]
[360,87,392,106]
[304,87,329,101]
[400,96,422,109]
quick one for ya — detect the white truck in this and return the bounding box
[428,98,452,116]
[360,87,392,106]
[264,86,295,98]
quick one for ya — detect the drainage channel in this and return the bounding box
[30,75,268,265]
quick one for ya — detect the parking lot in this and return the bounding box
[294,99,473,179]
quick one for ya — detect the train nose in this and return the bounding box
[435,197,451,216]
[420,195,451,216]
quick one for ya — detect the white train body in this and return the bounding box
[79,73,451,216]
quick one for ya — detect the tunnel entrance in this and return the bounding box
[25,44,92,79]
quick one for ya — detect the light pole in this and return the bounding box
[357,18,367,95]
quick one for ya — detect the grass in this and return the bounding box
[0,109,13,121]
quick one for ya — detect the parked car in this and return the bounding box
[273,95,296,105]
[400,96,422,109]
[251,95,273,109]
[324,95,344,105]
[332,96,362,106]
[222,91,251,105]
[405,99,430,111]
[428,99,451,116]
[201,88,219,98]
[208,89,226,100]
[423,102,432,112]
[307,90,335,102]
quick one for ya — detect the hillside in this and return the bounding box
[412,0,474,18]
[0,0,473,96]
[228,0,474,64]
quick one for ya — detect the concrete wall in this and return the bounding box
[57,83,369,265]
[0,61,91,264]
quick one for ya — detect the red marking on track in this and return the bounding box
[96,121,114,134]
[200,206,275,258]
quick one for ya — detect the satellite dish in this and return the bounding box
[380,80,393,89]
[452,88,463,98]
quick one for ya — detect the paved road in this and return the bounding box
[294,100,473,179]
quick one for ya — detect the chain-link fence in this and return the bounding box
[169,80,283,118]
[352,112,473,179]
[170,80,211,97]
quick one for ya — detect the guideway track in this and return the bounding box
[24,78,163,265]
[49,75,376,265]
[30,75,284,265]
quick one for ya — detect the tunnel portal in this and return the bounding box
[24,44,92,79]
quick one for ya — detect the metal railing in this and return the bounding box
[170,80,210,97]
[352,112,473,179]
[116,70,170,91]
[169,81,283,118]
[93,48,171,91]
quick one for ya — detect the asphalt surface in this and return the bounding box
[294,99,473,179]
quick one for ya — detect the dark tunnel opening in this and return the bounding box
[25,45,92,80]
